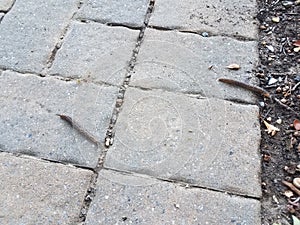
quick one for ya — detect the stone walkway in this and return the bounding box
[0,0,261,224]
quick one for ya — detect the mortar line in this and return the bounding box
[77,1,156,223]
[43,0,84,74]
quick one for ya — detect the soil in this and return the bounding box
[256,0,300,224]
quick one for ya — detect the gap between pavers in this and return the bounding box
[0,152,93,225]
[85,169,261,225]
[149,0,258,39]
[75,0,149,27]
[0,71,118,168]
[0,0,79,73]
[104,87,261,198]
[49,21,140,86]
[130,28,258,103]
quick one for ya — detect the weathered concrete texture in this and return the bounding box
[0,0,14,11]
[0,71,118,167]
[0,0,79,73]
[85,169,261,225]
[130,28,258,103]
[150,0,258,39]
[104,87,261,197]
[76,0,149,27]
[0,152,93,225]
[50,21,139,86]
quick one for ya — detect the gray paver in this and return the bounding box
[150,0,258,39]
[0,0,14,11]
[0,71,118,167]
[49,21,139,86]
[85,169,261,225]
[104,87,261,197]
[76,0,149,27]
[0,152,93,225]
[130,28,258,103]
[0,0,79,73]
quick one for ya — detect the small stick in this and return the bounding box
[56,114,100,145]
[218,77,300,116]
[292,82,300,92]
[282,180,300,196]
[218,78,271,98]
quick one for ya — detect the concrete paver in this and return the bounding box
[131,28,258,103]
[0,152,93,225]
[0,0,14,11]
[0,71,118,167]
[85,169,261,225]
[104,87,261,197]
[150,0,258,39]
[0,0,79,73]
[76,0,149,27]
[49,21,139,85]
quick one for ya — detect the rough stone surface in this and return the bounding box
[76,0,149,27]
[50,22,139,86]
[0,0,79,73]
[0,152,93,225]
[85,169,261,225]
[104,87,261,197]
[150,0,258,39]
[130,28,258,103]
[0,71,118,167]
[0,0,14,11]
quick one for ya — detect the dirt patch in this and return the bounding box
[256,0,300,224]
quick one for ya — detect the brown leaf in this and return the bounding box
[226,64,240,70]
[293,40,300,47]
[293,119,300,130]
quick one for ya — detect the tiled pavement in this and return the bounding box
[0,0,261,224]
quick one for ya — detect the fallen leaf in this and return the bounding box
[272,17,280,23]
[293,119,300,130]
[264,120,280,136]
[293,40,300,47]
[226,63,240,70]
[292,215,300,225]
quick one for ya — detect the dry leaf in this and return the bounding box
[264,120,280,136]
[226,64,240,70]
[293,40,300,47]
[293,119,300,130]
[272,17,280,23]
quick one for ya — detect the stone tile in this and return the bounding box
[130,28,258,103]
[104,87,261,197]
[0,0,14,11]
[0,71,118,168]
[0,0,79,73]
[85,169,261,225]
[50,21,139,86]
[0,152,93,225]
[150,0,258,39]
[76,0,149,27]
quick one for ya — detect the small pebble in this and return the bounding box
[259,101,265,107]
[268,77,278,85]
[276,87,282,92]
[266,45,275,52]
[276,118,282,124]
[281,98,288,103]
[201,32,209,37]
[267,117,272,121]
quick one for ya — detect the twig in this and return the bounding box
[292,82,300,92]
[282,180,300,196]
[218,77,300,117]
[218,78,271,98]
[56,114,100,145]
